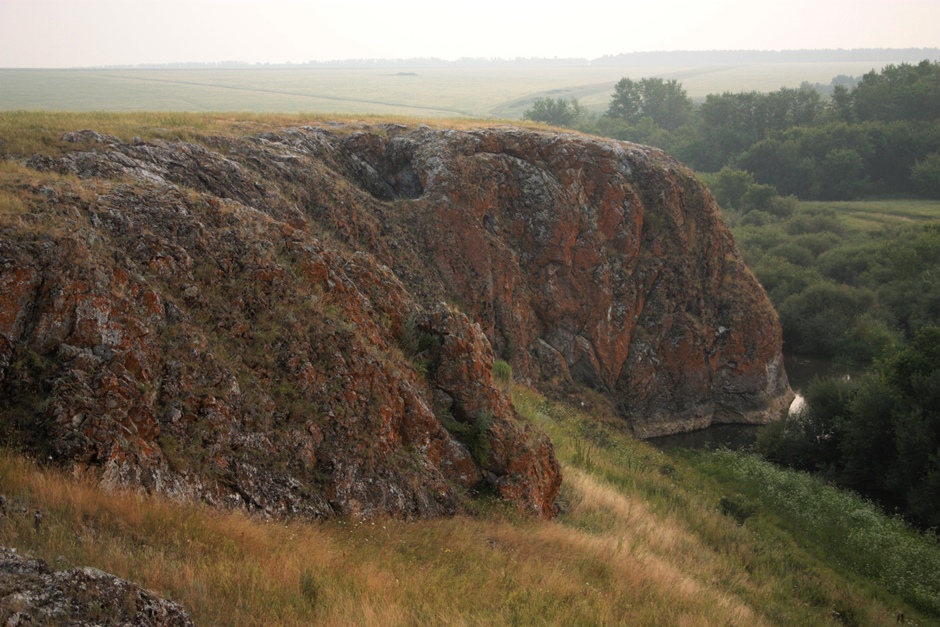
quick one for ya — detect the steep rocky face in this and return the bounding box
[0,122,789,520]
[301,125,793,436]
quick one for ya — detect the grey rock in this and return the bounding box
[0,548,194,626]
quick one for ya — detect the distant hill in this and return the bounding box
[101,48,940,70]
[591,48,940,66]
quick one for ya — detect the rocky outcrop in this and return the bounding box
[1,128,561,520]
[299,125,793,436]
[0,548,193,626]
[0,122,789,520]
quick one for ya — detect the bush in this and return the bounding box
[702,167,755,210]
[740,210,773,227]
[767,242,815,267]
[523,97,584,127]
[766,194,798,218]
[785,210,845,236]
[778,282,875,357]
[758,327,940,530]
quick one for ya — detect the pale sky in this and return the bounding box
[1,0,937,67]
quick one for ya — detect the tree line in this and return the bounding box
[523,60,940,200]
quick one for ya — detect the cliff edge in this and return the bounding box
[0,123,791,519]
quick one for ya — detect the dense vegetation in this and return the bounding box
[525,60,940,200]
[711,159,940,532]
[724,196,940,364]
[758,327,940,529]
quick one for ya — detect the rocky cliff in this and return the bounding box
[0,123,790,519]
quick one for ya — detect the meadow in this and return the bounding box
[796,199,940,231]
[0,61,891,118]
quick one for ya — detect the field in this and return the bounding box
[0,61,892,118]
[798,199,940,231]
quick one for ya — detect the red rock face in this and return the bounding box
[0,123,789,520]
[309,126,793,436]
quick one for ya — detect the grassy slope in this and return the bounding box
[2,385,937,625]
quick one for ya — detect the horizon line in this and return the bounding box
[3,47,939,71]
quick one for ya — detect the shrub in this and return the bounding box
[523,98,584,127]
[492,359,512,383]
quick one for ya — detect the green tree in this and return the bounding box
[852,60,940,123]
[606,77,693,131]
[738,138,817,198]
[763,86,825,130]
[830,84,855,123]
[911,152,940,199]
[523,97,584,127]
[758,327,940,528]
[701,167,755,210]
[818,148,870,200]
[778,282,875,357]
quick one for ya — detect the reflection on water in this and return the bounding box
[648,423,763,452]
[649,354,860,451]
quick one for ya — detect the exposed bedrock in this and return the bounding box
[0,123,791,521]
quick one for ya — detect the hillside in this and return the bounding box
[3,385,939,624]
[1,113,937,625]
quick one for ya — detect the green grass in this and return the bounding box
[0,62,895,118]
[2,384,935,625]
[687,449,940,616]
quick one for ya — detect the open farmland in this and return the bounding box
[0,61,894,118]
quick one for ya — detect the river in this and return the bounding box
[648,354,860,451]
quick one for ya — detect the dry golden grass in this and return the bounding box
[0,110,545,158]
[0,189,26,218]
[0,156,103,235]
[0,450,760,626]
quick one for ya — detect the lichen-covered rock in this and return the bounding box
[0,548,193,626]
[0,121,791,522]
[416,304,561,517]
[303,125,793,436]
[1,126,563,520]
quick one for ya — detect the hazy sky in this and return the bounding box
[1,0,938,67]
